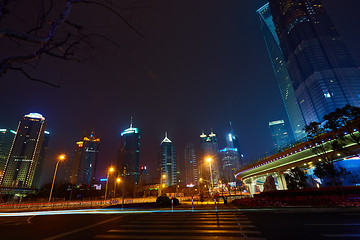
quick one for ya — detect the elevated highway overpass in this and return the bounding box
[235,131,360,195]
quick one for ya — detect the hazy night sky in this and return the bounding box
[1,0,360,185]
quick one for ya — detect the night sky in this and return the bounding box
[1,0,360,185]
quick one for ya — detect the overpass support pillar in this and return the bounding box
[245,178,256,195]
[276,172,287,190]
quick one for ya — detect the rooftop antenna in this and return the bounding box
[165,131,168,138]
[130,116,133,128]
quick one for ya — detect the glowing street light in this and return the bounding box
[105,167,115,200]
[206,157,214,194]
[49,154,65,202]
[114,178,121,198]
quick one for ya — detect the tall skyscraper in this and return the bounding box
[0,129,16,179]
[32,130,50,189]
[70,131,100,186]
[159,132,177,187]
[220,122,242,181]
[0,113,47,189]
[118,120,141,189]
[200,130,219,186]
[269,0,360,125]
[257,3,306,140]
[269,120,291,149]
[184,143,198,186]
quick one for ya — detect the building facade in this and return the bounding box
[200,130,220,187]
[184,143,198,186]
[159,133,177,187]
[0,113,47,189]
[0,129,16,180]
[118,122,141,189]
[257,3,306,140]
[269,120,291,149]
[70,132,100,186]
[269,0,360,124]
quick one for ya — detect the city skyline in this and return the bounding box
[1,0,359,185]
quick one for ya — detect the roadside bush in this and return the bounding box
[156,196,179,207]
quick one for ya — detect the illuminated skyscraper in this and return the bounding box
[0,129,16,179]
[32,130,50,189]
[220,122,243,181]
[70,131,100,186]
[118,120,141,188]
[269,0,360,125]
[200,130,219,186]
[0,113,47,189]
[257,3,306,140]
[159,132,177,187]
[269,120,291,149]
[184,143,198,186]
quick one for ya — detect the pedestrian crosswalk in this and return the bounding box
[93,211,266,239]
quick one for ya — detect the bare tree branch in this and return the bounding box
[9,66,60,87]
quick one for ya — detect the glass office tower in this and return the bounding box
[71,132,100,186]
[0,113,47,189]
[257,3,306,140]
[269,120,291,149]
[159,133,177,187]
[118,122,141,187]
[0,129,16,180]
[269,0,360,124]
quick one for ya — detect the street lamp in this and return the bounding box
[114,178,121,198]
[105,167,114,200]
[159,174,166,196]
[206,158,213,195]
[49,154,65,202]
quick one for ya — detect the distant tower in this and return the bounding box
[184,143,198,186]
[269,0,360,124]
[269,120,291,149]
[70,131,100,186]
[0,113,47,189]
[32,130,50,189]
[159,132,177,187]
[118,118,141,190]
[0,129,16,180]
[257,3,306,140]
[200,130,219,186]
[220,122,243,182]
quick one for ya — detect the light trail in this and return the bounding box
[0,208,277,217]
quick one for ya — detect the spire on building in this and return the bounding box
[161,131,172,143]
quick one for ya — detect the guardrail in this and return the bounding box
[0,197,157,212]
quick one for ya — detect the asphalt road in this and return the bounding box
[0,205,359,239]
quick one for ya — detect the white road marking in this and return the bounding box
[43,216,122,240]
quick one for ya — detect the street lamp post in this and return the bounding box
[114,178,121,198]
[49,154,65,202]
[105,167,114,200]
[159,174,166,196]
[122,167,126,209]
[206,158,213,195]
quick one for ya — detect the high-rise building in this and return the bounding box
[184,143,198,186]
[32,130,50,189]
[269,0,360,125]
[200,130,219,186]
[0,113,47,189]
[219,148,239,182]
[257,3,306,140]
[70,131,100,186]
[159,132,177,187]
[269,120,291,149]
[0,129,16,179]
[220,122,243,181]
[118,120,141,189]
